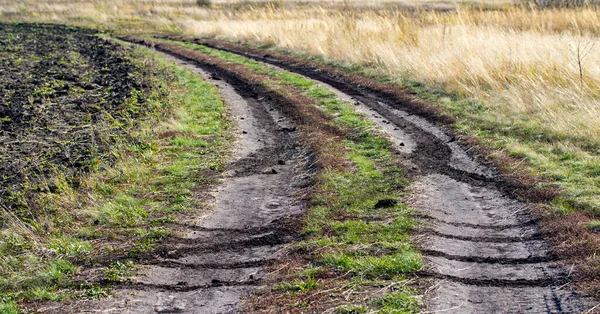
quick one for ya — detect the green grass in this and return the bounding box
[0,38,231,312]
[373,291,421,313]
[321,252,421,278]
[276,276,320,293]
[102,260,134,282]
[150,38,422,312]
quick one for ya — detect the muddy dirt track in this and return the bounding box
[162,39,599,313]
[58,37,598,313]
[46,47,312,313]
[116,52,310,313]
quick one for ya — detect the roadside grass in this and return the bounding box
[0,39,230,312]
[147,38,422,312]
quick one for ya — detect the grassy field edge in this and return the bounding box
[1,35,233,313]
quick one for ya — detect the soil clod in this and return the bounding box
[374,198,398,208]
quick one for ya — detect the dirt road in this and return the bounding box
[155,39,596,313]
[53,37,597,313]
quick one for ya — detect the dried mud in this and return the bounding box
[168,39,598,313]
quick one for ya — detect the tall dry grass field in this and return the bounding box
[181,7,600,139]
[1,0,600,210]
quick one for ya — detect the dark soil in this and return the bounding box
[0,23,159,216]
[161,38,599,313]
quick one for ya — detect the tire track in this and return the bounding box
[48,42,313,313]
[115,51,311,313]
[160,38,598,313]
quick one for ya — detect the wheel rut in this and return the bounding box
[52,47,312,313]
[117,52,311,313]
[162,39,598,313]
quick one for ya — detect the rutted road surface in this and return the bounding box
[160,39,597,313]
[54,37,597,313]
[114,52,311,313]
[49,48,311,313]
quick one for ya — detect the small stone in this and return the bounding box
[242,131,248,134]
[400,142,405,146]
[266,202,280,209]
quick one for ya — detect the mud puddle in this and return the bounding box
[187,41,598,313]
[49,50,311,313]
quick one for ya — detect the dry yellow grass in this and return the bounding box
[179,8,600,140]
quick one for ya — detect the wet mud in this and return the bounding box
[178,40,599,313]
